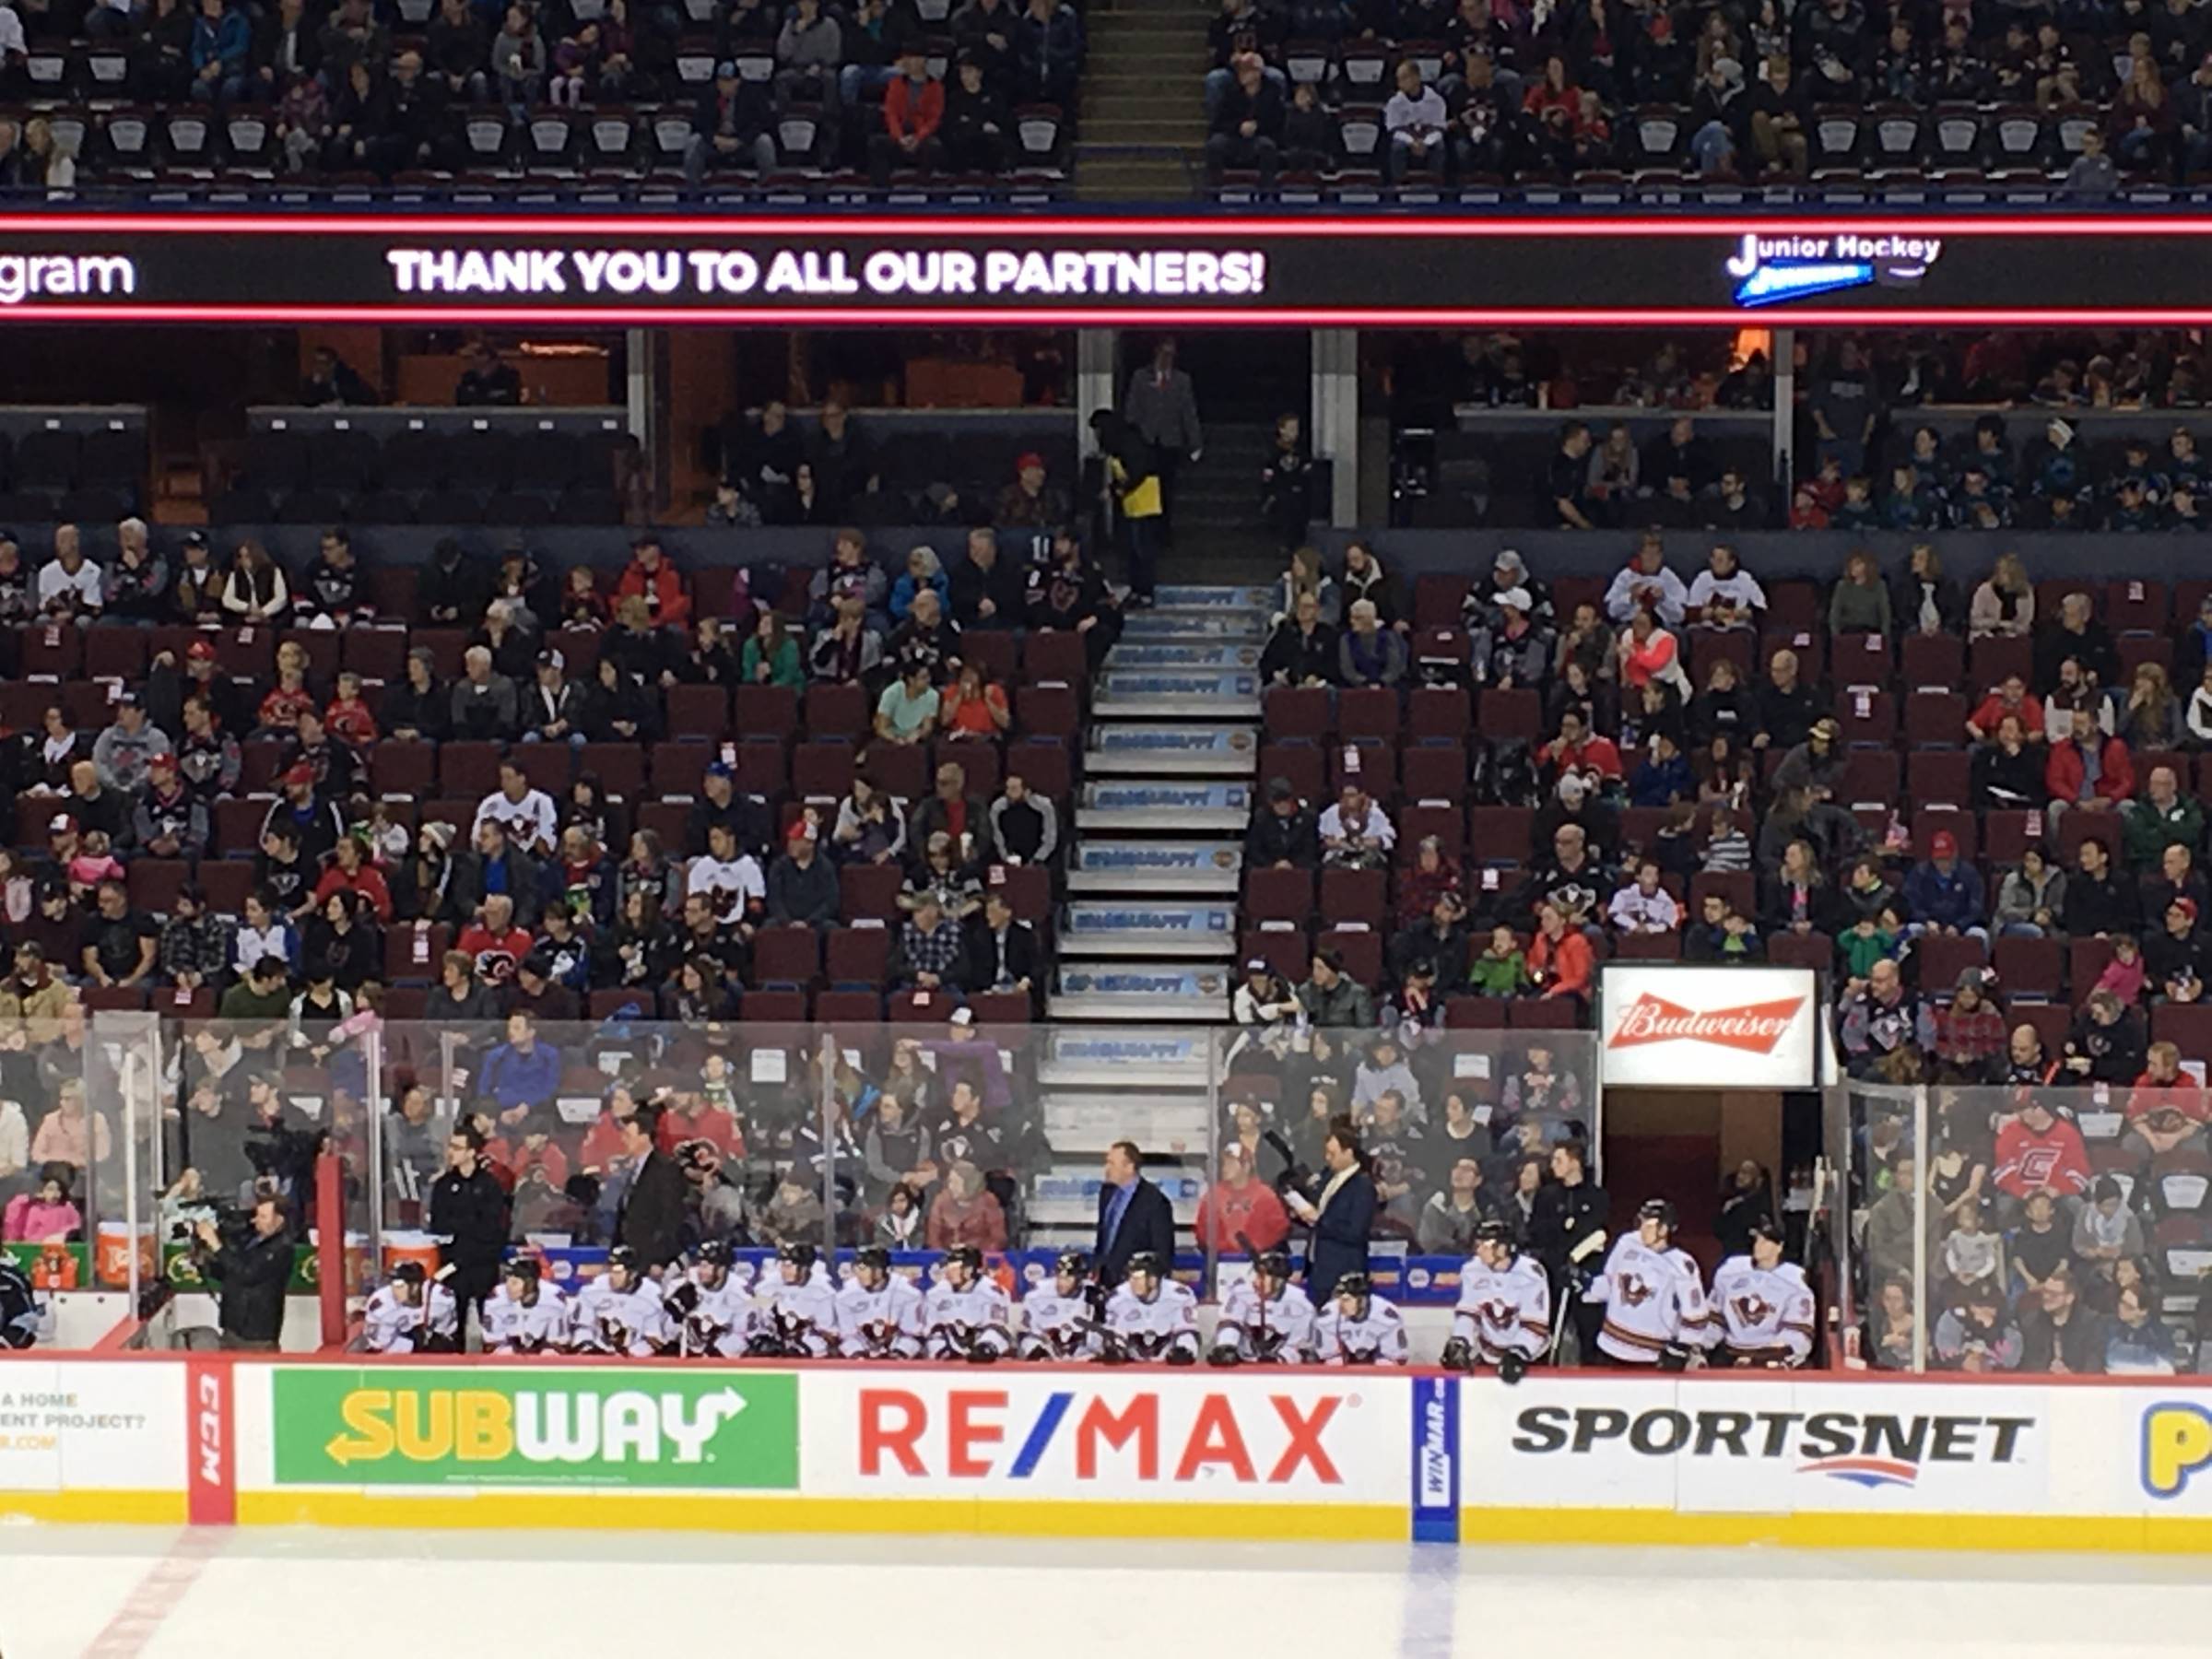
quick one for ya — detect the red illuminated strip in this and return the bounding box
[0,212,2193,239]
[9,303,2212,326]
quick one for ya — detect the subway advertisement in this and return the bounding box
[2,215,2211,326]
[10,1358,2212,1547]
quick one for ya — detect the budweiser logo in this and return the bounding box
[1607,993,1806,1054]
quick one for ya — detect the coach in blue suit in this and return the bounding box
[1284,1122,1375,1301]
[1094,1139,1177,1287]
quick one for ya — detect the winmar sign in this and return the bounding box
[272,1368,798,1488]
[1511,1405,2032,1490]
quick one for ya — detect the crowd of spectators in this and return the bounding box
[0,0,1081,189]
[1200,0,2212,190]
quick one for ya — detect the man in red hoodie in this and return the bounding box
[1194,1144,1289,1254]
[871,46,944,186]
[1992,1097,2092,1221]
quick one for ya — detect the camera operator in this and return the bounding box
[194,1194,292,1350]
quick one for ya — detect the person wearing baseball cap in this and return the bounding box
[133,753,208,860]
[684,60,778,190]
[2146,894,2209,1003]
[1902,826,1989,947]
[259,759,345,868]
[996,451,1066,529]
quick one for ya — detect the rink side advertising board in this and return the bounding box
[18,1357,2212,1547]
[10,215,2212,326]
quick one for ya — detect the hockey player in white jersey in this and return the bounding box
[924,1244,1015,1361]
[665,1240,761,1358]
[1019,1250,1100,1361]
[836,1245,926,1359]
[362,1261,461,1354]
[1711,1219,1815,1368]
[1591,1198,1714,1368]
[1207,1250,1316,1365]
[1102,1252,1200,1364]
[1313,1272,1409,1366]
[1443,1220,1552,1381]
[571,1245,674,1356]
[482,1257,571,1354]
[756,1241,839,1357]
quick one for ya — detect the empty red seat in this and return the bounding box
[806,682,869,739]
[1833,630,1892,688]
[370,743,438,798]
[1318,868,1386,929]
[2107,578,2169,635]
[2151,1002,2212,1065]
[1443,995,1508,1029]
[1337,687,1399,741]
[1406,687,1469,742]
[1396,802,1463,855]
[826,926,891,985]
[1508,997,1581,1030]
[1477,688,1541,741]
[1982,809,2038,865]
[1908,750,1971,808]
[734,686,799,743]
[578,741,646,800]
[1915,933,1988,990]
[1315,925,1382,987]
[1765,931,1831,971]
[1904,691,1969,747]
[1968,635,2033,693]
[1401,745,1465,801]
[438,740,502,799]
[1016,685,1079,742]
[2069,936,2116,994]
[739,989,807,1023]
[1023,631,1088,686]
[1992,935,2063,999]
[1900,632,1964,689]
[1466,806,1533,865]
[1265,687,1331,742]
[793,743,856,800]
[1413,573,1465,629]
[1839,749,1900,807]
[967,991,1033,1025]
[666,684,730,740]
[1834,689,1896,746]
[1243,867,1313,925]
[861,743,929,801]
[1239,928,1311,982]
[814,989,884,1024]
[841,864,902,923]
[749,925,821,987]
[1258,743,1324,804]
[990,862,1052,923]
[1004,739,1070,803]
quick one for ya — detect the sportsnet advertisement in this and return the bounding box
[1597,966,1821,1088]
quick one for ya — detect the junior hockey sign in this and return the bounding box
[1597,966,1820,1088]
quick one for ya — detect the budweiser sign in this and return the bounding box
[1607,994,1807,1054]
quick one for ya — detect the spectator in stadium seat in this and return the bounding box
[890,894,967,994]
[2124,763,2203,872]
[91,694,170,796]
[2118,663,2185,753]
[766,824,840,929]
[1969,551,2035,640]
[1318,782,1394,870]
[1750,646,1818,753]
[1470,586,1547,691]
[2062,992,2147,1089]
[870,44,945,184]
[1298,947,1373,1028]
[2045,706,2136,824]
[2060,838,2133,938]
[1934,1282,2023,1372]
[1839,959,1935,1077]
[449,644,518,740]
[1745,53,1807,177]
[1684,542,1764,633]
[36,525,100,624]
[1206,50,1281,185]
[1013,0,1080,104]
[1603,534,1686,628]
[2035,591,2118,693]
[317,0,388,81]
[423,0,486,101]
[774,0,841,105]
[377,648,446,745]
[1246,776,1317,871]
[1826,547,1890,638]
[2124,1042,2205,1159]
[218,539,288,626]
[1526,900,1593,1003]
[488,2,544,104]
[2020,1264,2107,1373]
[1891,542,1961,636]
[189,0,252,104]
[1383,58,1448,182]
[1966,674,2043,744]
[1336,597,1406,689]
[1903,830,1988,947]
[1992,843,2065,940]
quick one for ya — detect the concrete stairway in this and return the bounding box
[1075,0,1208,200]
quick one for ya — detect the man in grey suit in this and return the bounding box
[1123,335,1203,544]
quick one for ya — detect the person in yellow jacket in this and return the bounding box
[1088,409,1163,607]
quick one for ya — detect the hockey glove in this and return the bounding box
[966,1345,998,1365]
[1165,1348,1196,1367]
[1206,1346,1240,1368]
[1497,1351,1527,1386]
[1440,1336,1474,1371]
[1657,1342,1692,1372]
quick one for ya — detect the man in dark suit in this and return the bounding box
[965,890,1041,1013]
[617,1102,688,1268]
[1093,1139,1175,1287]
[1284,1121,1376,1301]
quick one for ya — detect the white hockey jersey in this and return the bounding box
[766,1276,841,1357]
[482,1284,571,1353]
[1709,1256,1816,1367]
[361,1281,460,1354]
[1018,1286,1098,1360]
[1453,1255,1553,1363]
[672,1272,761,1358]
[1591,1235,1713,1364]
[1313,1295,1409,1366]
[835,1276,927,1359]
[1104,1279,1200,1361]
[924,1278,1015,1359]
[1212,1278,1317,1363]
[571,1276,674,1356]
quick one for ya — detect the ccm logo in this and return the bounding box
[194,1372,224,1488]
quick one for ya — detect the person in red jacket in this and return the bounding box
[871,46,944,186]
[1194,1144,1290,1254]
[615,535,691,630]
[1527,900,1594,1003]
[1992,1097,2092,1217]
[2043,706,2135,818]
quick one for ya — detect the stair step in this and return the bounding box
[1093,668,1261,717]
[1078,779,1253,831]
[1087,723,1258,775]
[1063,899,1239,957]
[1038,1028,1215,1086]
[1050,961,1237,1022]
[1104,641,1263,671]
[1067,839,1243,894]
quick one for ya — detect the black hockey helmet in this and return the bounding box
[607,1244,644,1278]
[944,1244,984,1276]
[502,1256,541,1283]
[1125,1251,1166,1280]
[393,1260,427,1286]
[1475,1218,1517,1252]
[694,1239,733,1268]
[1638,1198,1678,1231]
[1335,1272,1372,1304]
[1255,1250,1292,1281]
[778,1241,818,1271]
[1747,1217,1785,1248]
[1054,1249,1091,1279]
[856,1245,892,1275]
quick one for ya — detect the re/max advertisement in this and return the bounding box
[0,215,2206,325]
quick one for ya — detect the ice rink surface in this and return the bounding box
[2,1528,2208,1659]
